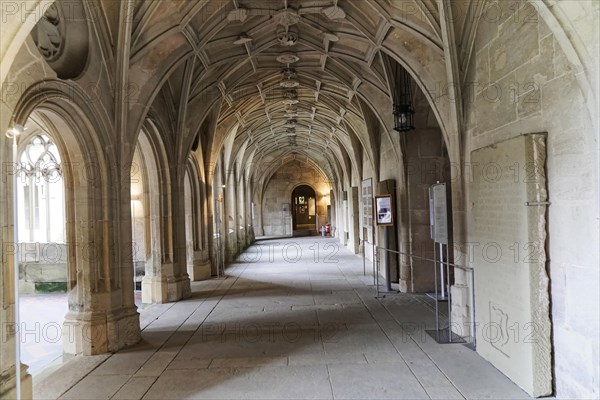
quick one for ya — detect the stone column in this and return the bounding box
[150,170,180,302]
[245,181,254,246]
[141,276,168,303]
[141,250,168,304]
[63,175,141,356]
[167,170,191,301]
[225,171,238,261]
[188,174,212,281]
[188,250,211,281]
[376,179,399,283]
[236,174,246,251]
[349,187,360,254]
[397,171,412,292]
[254,192,264,236]
[201,177,219,277]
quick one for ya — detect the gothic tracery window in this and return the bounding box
[17,134,65,243]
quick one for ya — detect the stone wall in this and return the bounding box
[18,243,68,294]
[404,124,449,293]
[370,90,449,292]
[260,160,331,237]
[463,2,599,397]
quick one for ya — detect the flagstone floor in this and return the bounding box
[32,237,530,400]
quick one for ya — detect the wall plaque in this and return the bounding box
[469,134,552,397]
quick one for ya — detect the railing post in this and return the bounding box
[375,247,380,298]
[433,244,439,333]
[362,239,366,276]
[368,246,474,345]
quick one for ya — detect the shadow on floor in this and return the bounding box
[32,238,530,400]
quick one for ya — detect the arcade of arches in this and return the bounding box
[0,1,598,399]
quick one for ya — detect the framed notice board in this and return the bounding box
[429,182,449,244]
[361,178,373,227]
[375,194,394,226]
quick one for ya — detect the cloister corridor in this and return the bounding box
[1,1,598,398]
[32,237,527,400]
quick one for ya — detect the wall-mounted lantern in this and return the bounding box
[392,62,415,133]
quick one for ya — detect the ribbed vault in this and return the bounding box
[123,0,474,196]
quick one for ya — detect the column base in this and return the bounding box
[226,244,238,262]
[398,279,410,293]
[106,306,141,353]
[63,306,140,355]
[0,364,32,400]
[160,263,191,301]
[167,274,191,302]
[142,276,168,304]
[188,256,212,281]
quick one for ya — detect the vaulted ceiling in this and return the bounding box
[120,0,481,190]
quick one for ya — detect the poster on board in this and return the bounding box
[375,195,394,226]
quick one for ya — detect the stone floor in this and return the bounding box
[20,293,68,376]
[20,291,143,377]
[33,237,530,399]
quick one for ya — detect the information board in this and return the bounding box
[429,182,449,244]
[375,195,394,226]
[361,178,373,228]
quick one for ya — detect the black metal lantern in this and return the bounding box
[392,62,415,132]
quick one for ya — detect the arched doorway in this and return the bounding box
[184,170,194,280]
[10,86,142,364]
[130,147,146,301]
[16,124,68,376]
[291,185,317,233]
[131,126,171,304]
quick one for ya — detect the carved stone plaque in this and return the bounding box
[30,1,89,79]
[469,134,552,397]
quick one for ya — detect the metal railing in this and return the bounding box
[359,238,376,284]
[374,246,476,345]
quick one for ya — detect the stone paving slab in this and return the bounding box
[111,376,157,400]
[32,237,530,400]
[142,366,333,400]
[33,354,110,399]
[288,350,367,366]
[60,374,131,399]
[328,362,429,399]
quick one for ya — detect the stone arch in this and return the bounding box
[189,146,212,254]
[130,146,147,294]
[259,160,334,237]
[137,117,191,302]
[290,183,319,233]
[133,125,170,304]
[186,155,202,253]
[289,182,318,195]
[0,1,58,85]
[9,83,140,356]
[527,1,597,126]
